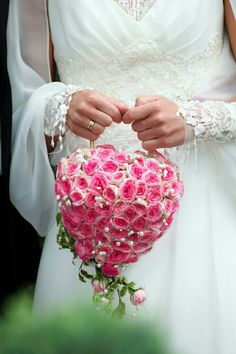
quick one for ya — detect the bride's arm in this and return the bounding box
[123,96,236,150]
[225,0,236,59]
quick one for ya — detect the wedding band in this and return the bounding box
[87,120,95,130]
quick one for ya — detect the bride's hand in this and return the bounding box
[67,89,128,141]
[122,96,185,150]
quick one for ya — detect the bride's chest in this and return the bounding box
[49,0,224,57]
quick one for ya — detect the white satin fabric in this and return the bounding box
[7,1,236,354]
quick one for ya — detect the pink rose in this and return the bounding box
[94,201,112,216]
[171,199,180,213]
[147,203,163,222]
[70,190,84,206]
[145,158,159,170]
[130,289,146,306]
[109,227,128,241]
[111,241,132,253]
[111,217,130,230]
[161,166,175,182]
[66,205,86,223]
[95,244,112,264]
[113,152,128,164]
[84,191,100,208]
[103,187,117,202]
[94,231,109,244]
[123,206,137,223]
[83,158,100,175]
[55,179,71,197]
[150,219,164,231]
[119,179,137,202]
[131,216,147,231]
[85,209,100,224]
[62,213,78,232]
[141,231,155,243]
[114,201,127,215]
[133,202,147,215]
[163,198,173,217]
[75,239,93,261]
[97,145,115,161]
[134,242,152,254]
[102,160,119,173]
[143,171,161,186]
[80,224,96,239]
[129,163,144,179]
[112,171,126,184]
[106,250,129,264]
[90,172,108,192]
[102,263,120,277]
[126,253,139,263]
[136,181,148,198]
[94,217,110,231]
[74,175,88,190]
[169,181,184,198]
[146,189,162,204]
[92,280,105,293]
[66,162,79,177]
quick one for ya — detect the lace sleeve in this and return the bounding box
[44,85,82,150]
[177,100,236,143]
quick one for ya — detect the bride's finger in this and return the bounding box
[105,96,129,116]
[66,120,99,141]
[68,112,105,136]
[135,95,163,107]
[94,96,123,123]
[123,101,159,124]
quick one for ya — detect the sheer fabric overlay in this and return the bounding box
[7,1,236,354]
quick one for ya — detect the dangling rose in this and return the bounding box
[130,289,147,306]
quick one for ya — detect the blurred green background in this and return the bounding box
[0,295,175,354]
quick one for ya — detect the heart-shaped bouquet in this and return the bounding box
[56,144,183,317]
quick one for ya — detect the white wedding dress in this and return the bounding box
[7,1,236,354]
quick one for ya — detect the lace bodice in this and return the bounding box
[113,0,157,21]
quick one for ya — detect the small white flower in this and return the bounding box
[99,251,107,256]
[120,238,126,242]
[104,227,110,233]
[116,242,121,247]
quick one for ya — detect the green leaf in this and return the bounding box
[80,269,93,280]
[78,273,86,283]
[56,213,62,225]
[120,286,128,297]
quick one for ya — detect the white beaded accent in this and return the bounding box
[44,85,82,151]
[113,0,157,21]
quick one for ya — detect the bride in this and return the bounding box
[7,1,236,353]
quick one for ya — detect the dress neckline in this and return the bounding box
[111,0,158,23]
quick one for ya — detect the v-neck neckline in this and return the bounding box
[110,0,159,24]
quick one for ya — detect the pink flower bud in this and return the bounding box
[130,289,146,306]
[92,280,105,293]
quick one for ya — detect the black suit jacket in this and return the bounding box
[0,0,41,308]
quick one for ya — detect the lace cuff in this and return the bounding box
[44,85,82,151]
[177,100,236,143]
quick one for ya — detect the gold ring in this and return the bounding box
[87,120,95,130]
